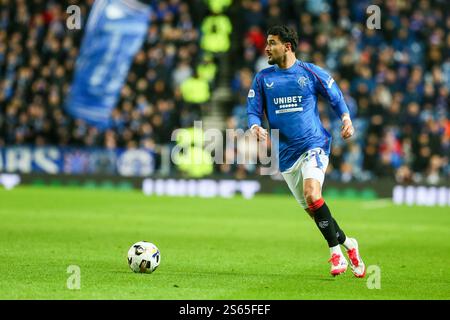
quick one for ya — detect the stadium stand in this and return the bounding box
[0,0,448,183]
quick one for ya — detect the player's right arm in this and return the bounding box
[247,74,268,141]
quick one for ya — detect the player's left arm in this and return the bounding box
[340,112,354,140]
[308,64,354,140]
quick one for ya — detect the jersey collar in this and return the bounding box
[274,59,299,73]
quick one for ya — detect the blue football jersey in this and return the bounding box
[247,60,350,172]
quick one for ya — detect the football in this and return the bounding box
[127,241,161,273]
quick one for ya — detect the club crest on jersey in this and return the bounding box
[297,76,308,87]
[248,89,255,98]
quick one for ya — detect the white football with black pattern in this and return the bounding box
[127,241,160,273]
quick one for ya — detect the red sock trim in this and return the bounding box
[308,198,325,211]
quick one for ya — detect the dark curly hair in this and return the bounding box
[267,25,298,52]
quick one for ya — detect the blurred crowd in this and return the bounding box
[228,0,449,184]
[0,0,449,184]
[0,0,212,152]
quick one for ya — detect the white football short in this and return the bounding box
[281,148,329,209]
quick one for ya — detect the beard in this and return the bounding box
[267,54,282,65]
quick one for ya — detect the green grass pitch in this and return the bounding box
[0,186,449,300]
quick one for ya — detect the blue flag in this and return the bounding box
[65,0,151,129]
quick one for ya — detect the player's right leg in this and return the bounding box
[281,152,308,209]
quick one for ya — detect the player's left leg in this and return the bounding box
[303,178,348,276]
[302,148,365,277]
